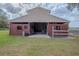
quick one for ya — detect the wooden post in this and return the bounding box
[28,22,30,35]
[52,26,54,37]
[46,23,48,35]
[22,31,25,36]
[22,24,25,36]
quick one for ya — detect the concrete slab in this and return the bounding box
[28,34,50,38]
[28,34,73,39]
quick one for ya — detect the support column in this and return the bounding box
[46,23,48,35]
[28,22,30,35]
[47,23,53,37]
[52,26,54,37]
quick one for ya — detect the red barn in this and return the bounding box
[9,7,69,37]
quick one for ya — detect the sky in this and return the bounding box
[0,3,79,27]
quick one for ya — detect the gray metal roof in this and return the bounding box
[10,7,69,23]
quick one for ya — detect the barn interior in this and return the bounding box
[30,23,47,34]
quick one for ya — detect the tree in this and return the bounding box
[0,9,8,29]
[67,3,79,11]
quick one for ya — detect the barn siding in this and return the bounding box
[10,22,30,36]
[47,22,69,36]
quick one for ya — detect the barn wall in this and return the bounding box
[10,22,30,36]
[10,22,69,36]
[47,22,69,36]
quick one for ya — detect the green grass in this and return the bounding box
[0,30,79,56]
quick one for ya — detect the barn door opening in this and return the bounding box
[30,23,47,34]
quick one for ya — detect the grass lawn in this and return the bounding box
[0,30,79,56]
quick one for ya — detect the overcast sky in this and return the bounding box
[0,3,79,27]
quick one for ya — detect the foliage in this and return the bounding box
[67,3,79,11]
[0,9,8,29]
